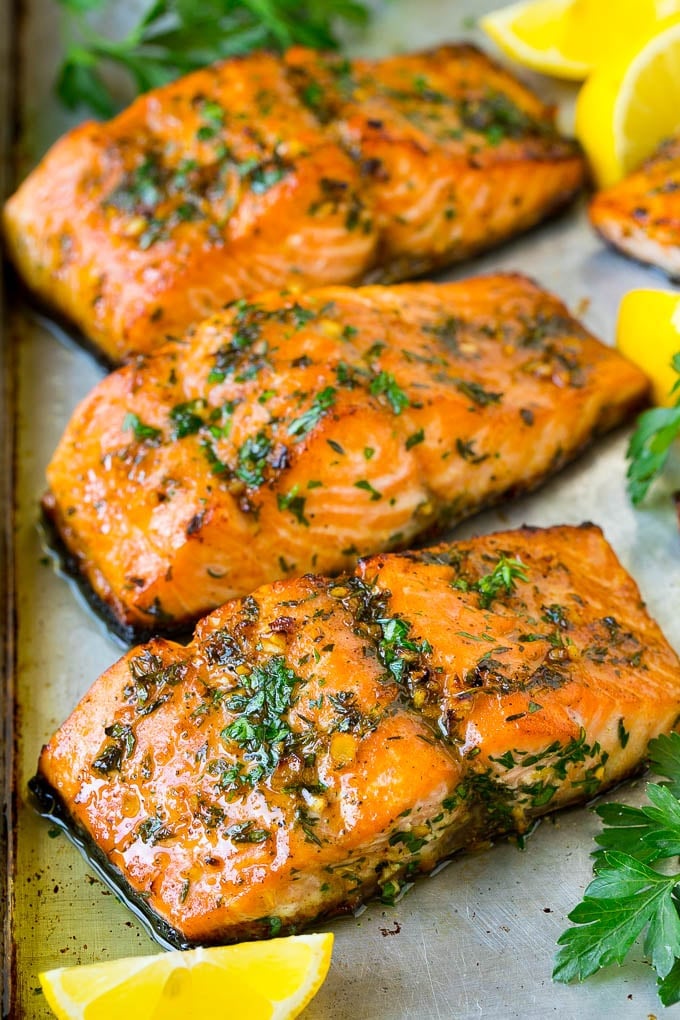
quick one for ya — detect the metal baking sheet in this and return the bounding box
[5,1,680,1016]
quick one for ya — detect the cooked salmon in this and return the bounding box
[33,524,680,947]
[43,274,648,640]
[3,44,585,363]
[590,135,680,278]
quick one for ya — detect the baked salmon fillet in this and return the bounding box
[3,44,585,363]
[590,135,680,278]
[33,524,680,947]
[43,273,648,640]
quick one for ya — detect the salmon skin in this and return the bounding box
[590,135,680,279]
[3,44,585,363]
[33,524,680,947]
[42,273,648,641]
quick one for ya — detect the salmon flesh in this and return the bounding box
[590,135,680,279]
[42,274,649,639]
[3,44,585,363]
[34,524,680,947]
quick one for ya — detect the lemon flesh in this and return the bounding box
[617,290,680,406]
[576,17,680,186]
[481,0,590,79]
[39,934,334,1020]
[481,0,680,81]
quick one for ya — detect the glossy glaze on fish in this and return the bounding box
[34,524,680,947]
[42,274,649,639]
[590,135,680,278]
[3,44,585,362]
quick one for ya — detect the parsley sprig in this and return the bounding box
[626,352,680,506]
[221,655,302,784]
[453,554,529,609]
[554,732,680,1007]
[56,0,372,117]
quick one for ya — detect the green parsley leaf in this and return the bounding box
[649,731,680,799]
[277,486,309,526]
[454,554,529,609]
[554,733,680,1006]
[287,387,336,441]
[627,405,680,505]
[55,0,373,116]
[169,400,204,439]
[554,853,680,985]
[221,656,302,784]
[626,352,680,505]
[354,478,382,501]
[235,431,271,487]
[122,411,162,443]
[369,371,409,414]
[659,959,680,1007]
[454,379,503,407]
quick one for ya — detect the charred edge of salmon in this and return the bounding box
[28,770,414,947]
[29,746,656,951]
[42,391,649,646]
[38,502,193,647]
[28,773,192,950]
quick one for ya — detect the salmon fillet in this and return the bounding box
[33,524,680,947]
[590,135,680,279]
[3,44,585,363]
[43,273,648,640]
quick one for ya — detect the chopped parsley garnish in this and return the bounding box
[459,91,539,144]
[137,813,173,845]
[122,412,162,443]
[125,652,186,715]
[389,828,429,853]
[369,371,409,414]
[454,379,503,407]
[422,316,461,351]
[277,486,310,526]
[207,759,246,793]
[235,432,272,487]
[104,155,162,212]
[225,821,270,843]
[237,155,291,194]
[169,400,204,439]
[287,386,336,441]
[456,438,488,463]
[221,656,303,783]
[453,554,529,609]
[554,732,680,1007]
[209,302,266,384]
[91,722,136,774]
[626,353,680,505]
[405,429,425,450]
[354,479,382,501]
[376,615,432,687]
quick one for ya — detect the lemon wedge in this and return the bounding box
[575,16,680,186]
[617,290,680,406]
[39,934,334,1020]
[481,0,680,81]
[480,0,591,79]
